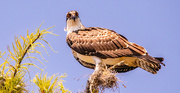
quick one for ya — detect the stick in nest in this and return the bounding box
[85,62,119,93]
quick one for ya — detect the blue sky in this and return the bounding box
[0,0,180,93]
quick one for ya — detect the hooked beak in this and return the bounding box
[71,16,76,22]
[66,16,77,22]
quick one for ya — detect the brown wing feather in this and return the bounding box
[66,27,146,59]
[67,27,165,74]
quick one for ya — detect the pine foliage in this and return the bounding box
[0,23,71,93]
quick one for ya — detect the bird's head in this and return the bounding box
[65,11,85,34]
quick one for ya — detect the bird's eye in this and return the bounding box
[75,12,79,16]
[67,14,71,18]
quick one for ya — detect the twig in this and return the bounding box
[13,33,41,77]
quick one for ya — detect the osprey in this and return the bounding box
[65,11,165,74]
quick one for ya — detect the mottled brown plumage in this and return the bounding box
[67,27,146,57]
[65,11,165,74]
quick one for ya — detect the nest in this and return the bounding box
[85,62,119,93]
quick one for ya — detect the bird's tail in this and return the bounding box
[154,57,165,64]
[137,55,165,74]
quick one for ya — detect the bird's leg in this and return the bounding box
[88,56,105,93]
[108,61,125,70]
[91,56,105,76]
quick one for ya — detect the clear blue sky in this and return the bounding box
[0,0,180,93]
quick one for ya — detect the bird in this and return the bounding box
[65,11,165,74]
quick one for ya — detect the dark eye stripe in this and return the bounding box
[75,12,79,16]
[67,14,71,18]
